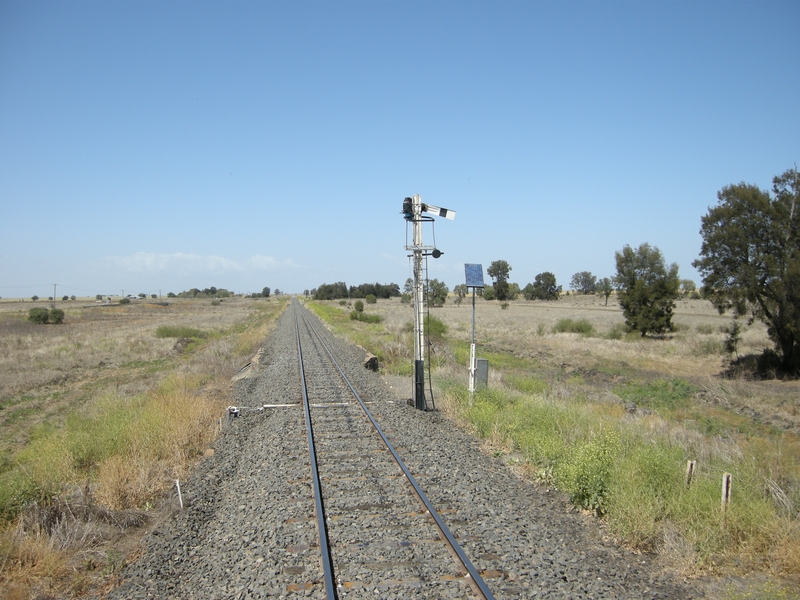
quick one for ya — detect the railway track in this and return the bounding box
[109,299,699,599]
[292,299,494,598]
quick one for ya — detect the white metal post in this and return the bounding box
[469,287,476,398]
[412,195,427,409]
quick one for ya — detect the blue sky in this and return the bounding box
[1,0,798,299]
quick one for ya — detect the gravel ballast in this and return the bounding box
[108,301,702,599]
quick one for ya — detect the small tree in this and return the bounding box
[138,293,146,299]
[403,278,414,295]
[31,295,39,301]
[119,297,131,305]
[96,294,103,301]
[724,319,742,358]
[70,295,76,301]
[427,279,449,307]
[61,295,69,301]
[262,287,271,298]
[596,277,613,306]
[354,300,364,312]
[487,260,512,301]
[365,294,377,304]
[167,292,176,298]
[680,279,697,297]
[570,271,597,294]
[614,243,680,336]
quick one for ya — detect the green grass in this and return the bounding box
[307,302,405,373]
[350,311,383,323]
[614,377,699,411]
[154,325,207,339]
[552,318,595,336]
[443,381,799,568]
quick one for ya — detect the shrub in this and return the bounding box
[606,323,627,340]
[555,430,619,515]
[49,308,65,324]
[28,307,50,324]
[354,300,364,312]
[350,311,383,323]
[424,314,448,342]
[552,318,595,336]
[500,302,510,310]
[365,294,377,304]
[119,298,131,305]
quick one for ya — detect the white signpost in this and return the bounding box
[464,264,485,398]
[403,195,455,410]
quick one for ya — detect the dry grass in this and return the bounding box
[0,296,286,598]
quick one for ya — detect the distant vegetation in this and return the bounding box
[312,281,401,301]
[27,307,64,324]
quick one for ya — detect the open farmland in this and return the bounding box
[0,296,286,598]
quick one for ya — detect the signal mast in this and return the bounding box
[402,195,455,410]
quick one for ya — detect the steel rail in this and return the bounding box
[293,305,337,599]
[297,302,496,600]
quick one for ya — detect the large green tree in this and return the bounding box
[693,168,800,373]
[614,243,680,336]
[487,260,512,301]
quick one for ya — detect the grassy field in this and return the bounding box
[0,296,286,598]
[307,294,800,598]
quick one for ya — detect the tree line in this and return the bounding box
[312,282,401,301]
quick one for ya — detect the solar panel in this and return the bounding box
[464,264,485,288]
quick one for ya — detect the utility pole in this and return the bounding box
[53,284,57,309]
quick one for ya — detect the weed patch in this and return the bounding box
[553,318,595,336]
[154,325,206,339]
[615,377,698,411]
